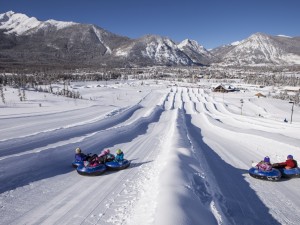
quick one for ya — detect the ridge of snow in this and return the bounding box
[0,11,77,35]
[141,37,190,64]
[92,26,112,54]
[177,39,193,48]
[230,41,241,46]
[0,11,41,35]
[178,39,205,51]
[277,34,292,38]
[224,33,285,65]
[44,19,77,30]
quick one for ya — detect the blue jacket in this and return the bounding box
[115,152,124,162]
[75,153,88,161]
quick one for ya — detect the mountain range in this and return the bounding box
[1,11,300,68]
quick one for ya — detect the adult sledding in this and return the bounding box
[249,155,300,181]
[72,148,130,176]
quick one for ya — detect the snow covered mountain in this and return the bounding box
[0,11,209,68]
[1,11,300,68]
[213,33,300,66]
[113,35,194,66]
[177,39,212,65]
[0,11,77,35]
[209,41,240,62]
[0,11,133,67]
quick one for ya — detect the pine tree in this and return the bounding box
[0,85,5,104]
[22,89,26,101]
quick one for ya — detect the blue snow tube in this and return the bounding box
[249,167,281,181]
[105,159,130,170]
[278,167,300,178]
[77,164,107,176]
[72,160,84,168]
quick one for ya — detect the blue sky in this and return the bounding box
[1,0,299,49]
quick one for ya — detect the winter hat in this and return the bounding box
[75,147,81,154]
[116,149,122,154]
[287,155,293,159]
[264,156,270,163]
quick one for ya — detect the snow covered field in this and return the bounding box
[0,80,300,225]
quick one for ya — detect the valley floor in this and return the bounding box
[0,81,300,225]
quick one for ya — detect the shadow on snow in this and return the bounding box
[0,106,163,193]
[0,104,143,158]
[181,109,281,225]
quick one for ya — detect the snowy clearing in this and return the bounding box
[0,80,300,225]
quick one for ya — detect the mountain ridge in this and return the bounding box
[1,11,300,68]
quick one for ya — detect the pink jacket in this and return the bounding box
[99,149,110,157]
[256,162,272,171]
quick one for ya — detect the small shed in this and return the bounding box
[213,84,237,93]
[213,85,228,93]
[255,92,266,98]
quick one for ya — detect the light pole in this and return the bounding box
[289,101,295,124]
[240,99,244,115]
[223,91,224,103]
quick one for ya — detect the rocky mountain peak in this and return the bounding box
[0,11,77,36]
[1,11,299,68]
[0,11,41,35]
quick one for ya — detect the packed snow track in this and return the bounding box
[1,85,300,225]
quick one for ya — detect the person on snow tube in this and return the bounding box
[75,147,99,166]
[98,149,114,163]
[256,156,272,171]
[272,155,298,169]
[75,148,91,162]
[87,155,101,167]
[115,149,124,162]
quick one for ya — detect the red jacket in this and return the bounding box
[279,159,297,168]
[89,157,100,167]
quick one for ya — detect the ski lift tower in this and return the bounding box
[289,101,295,124]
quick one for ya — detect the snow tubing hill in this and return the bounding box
[76,164,106,176]
[105,159,130,170]
[278,167,300,178]
[72,160,84,168]
[249,167,281,181]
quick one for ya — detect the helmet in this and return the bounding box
[75,147,81,154]
[264,156,270,163]
[116,149,122,154]
[287,155,293,159]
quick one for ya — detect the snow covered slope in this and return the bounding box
[1,80,300,225]
[0,11,202,67]
[177,39,213,65]
[0,11,76,35]
[114,35,193,66]
[215,33,300,66]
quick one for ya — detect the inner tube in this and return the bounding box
[72,160,84,168]
[77,164,106,176]
[278,167,300,178]
[105,159,130,170]
[249,167,281,181]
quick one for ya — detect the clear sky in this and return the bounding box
[1,0,299,49]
